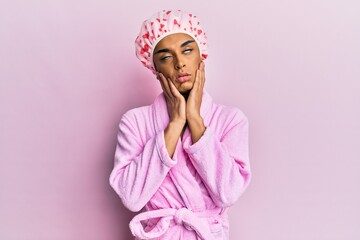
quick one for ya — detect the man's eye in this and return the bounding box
[183,48,193,54]
[160,56,171,61]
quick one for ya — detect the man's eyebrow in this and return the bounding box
[180,39,195,47]
[154,39,195,55]
[154,48,169,55]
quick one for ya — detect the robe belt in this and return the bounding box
[129,208,222,240]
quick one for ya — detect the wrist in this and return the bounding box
[164,120,185,158]
[187,114,204,129]
[168,119,186,131]
[186,111,201,123]
[187,115,206,144]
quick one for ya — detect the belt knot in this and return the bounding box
[174,208,188,225]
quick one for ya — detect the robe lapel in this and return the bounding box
[152,91,213,211]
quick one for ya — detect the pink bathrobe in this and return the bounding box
[109,91,251,240]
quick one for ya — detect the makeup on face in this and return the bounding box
[153,33,201,93]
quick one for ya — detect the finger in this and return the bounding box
[168,78,182,99]
[193,67,201,91]
[159,73,172,98]
[156,72,160,81]
[200,62,205,89]
[157,72,167,90]
[158,74,168,96]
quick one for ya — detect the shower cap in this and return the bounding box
[135,10,208,74]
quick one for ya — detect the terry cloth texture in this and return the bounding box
[109,91,251,239]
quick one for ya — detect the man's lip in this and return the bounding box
[177,74,191,83]
[178,73,190,77]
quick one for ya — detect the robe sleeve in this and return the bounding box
[109,112,177,212]
[184,109,251,208]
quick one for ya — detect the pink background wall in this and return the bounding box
[1,0,359,239]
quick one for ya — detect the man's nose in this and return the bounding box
[174,56,185,70]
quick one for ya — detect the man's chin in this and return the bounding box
[178,83,194,94]
[179,89,192,99]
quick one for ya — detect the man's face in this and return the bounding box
[153,33,202,94]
